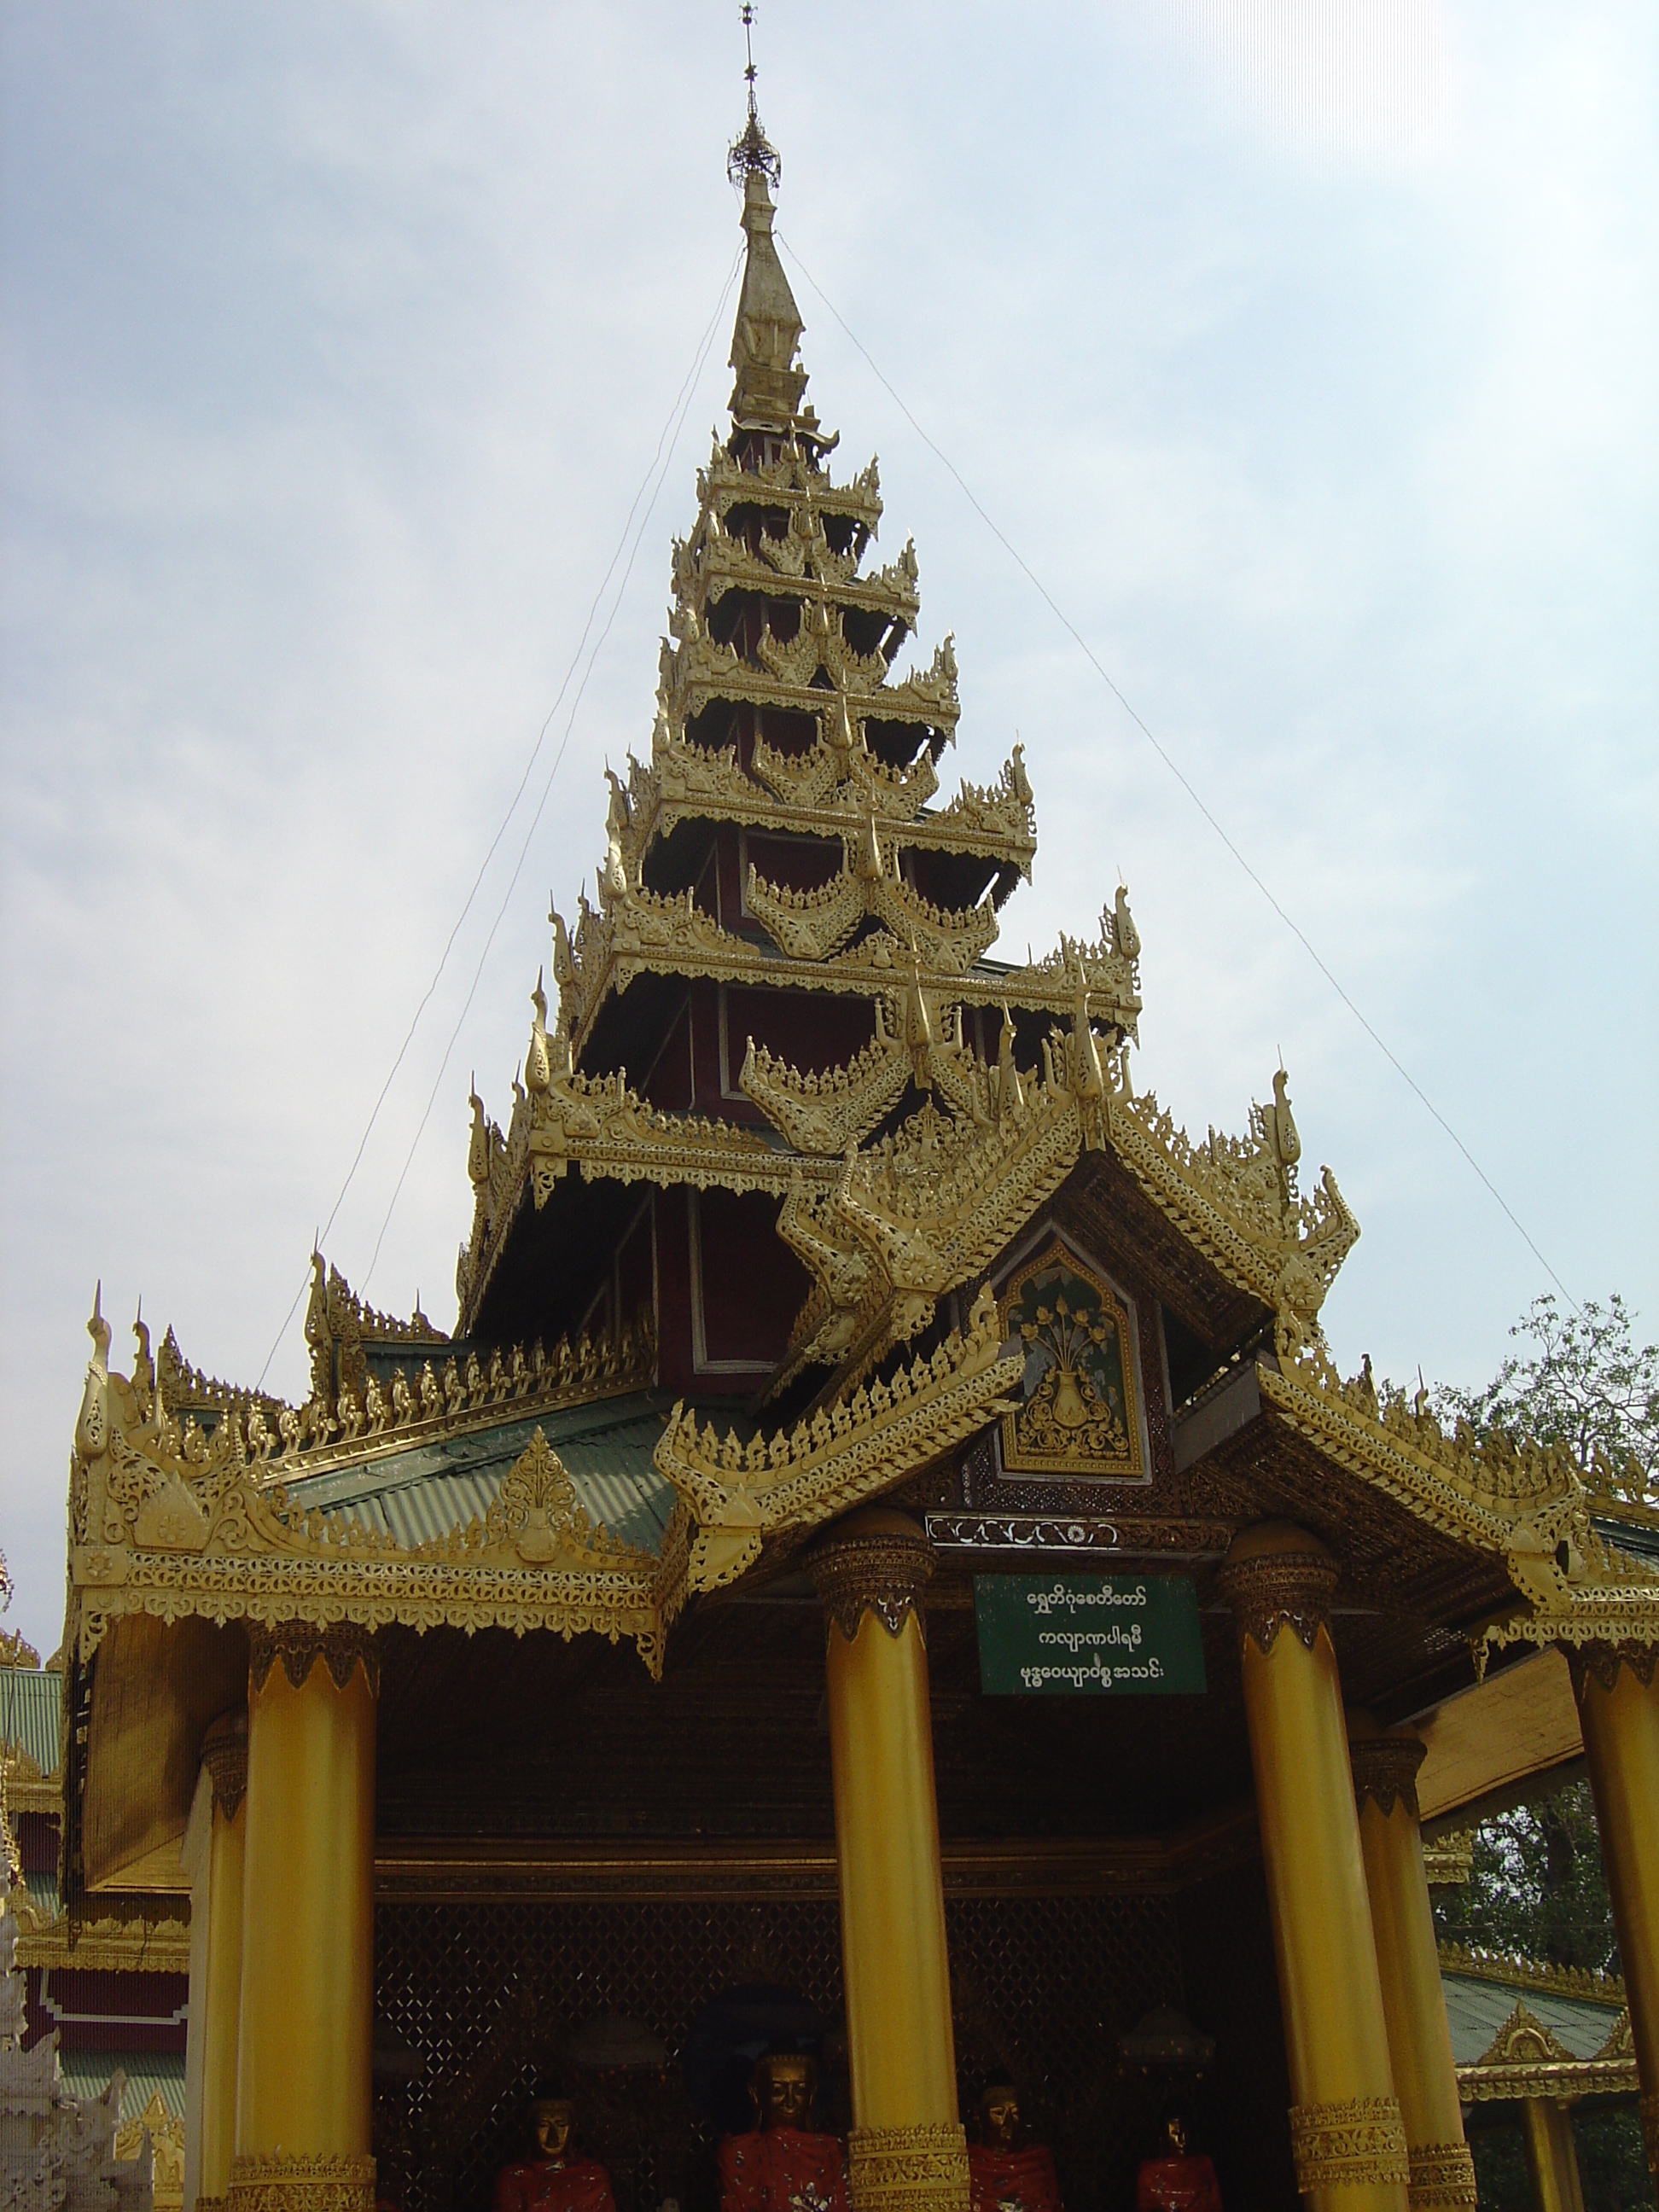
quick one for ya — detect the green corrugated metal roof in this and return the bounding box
[1442,1972,1622,2066]
[282,1390,680,1557]
[59,2052,186,2123]
[24,1871,59,1918]
[1596,1511,1659,1567]
[0,1667,61,1776]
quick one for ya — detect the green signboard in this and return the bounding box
[974,1574,1207,1696]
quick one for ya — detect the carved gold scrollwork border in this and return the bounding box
[1216,1550,1339,1657]
[1406,2140,1478,2210]
[807,1527,935,1646]
[847,2122,970,2212]
[1287,2096,1409,2193]
[227,2153,376,2212]
[247,1622,380,1698]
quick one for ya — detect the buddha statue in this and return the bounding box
[493,2089,617,2212]
[1135,2117,1220,2212]
[717,2051,848,2212]
[968,2077,1062,2212]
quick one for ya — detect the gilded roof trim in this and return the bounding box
[1258,1344,1659,1655]
[66,1300,691,1679]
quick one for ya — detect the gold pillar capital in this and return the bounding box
[808,1509,934,1645]
[1289,2097,1411,2196]
[1219,1521,1339,1656]
[847,2124,970,2212]
[1348,1722,1427,1825]
[247,1621,381,1697]
[201,1707,248,1823]
[1564,1637,1659,1700]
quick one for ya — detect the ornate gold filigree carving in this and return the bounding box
[1405,2141,1477,2210]
[1216,1545,1339,1656]
[483,1430,658,1572]
[639,714,1030,874]
[1109,1071,1355,1336]
[248,1622,380,1697]
[845,2123,970,2212]
[1473,2001,1577,2070]
[996,1243,1146,1481]
[806,1520,935,1644]
[740,1029,912,1157]
[1286,2096,1409,2193]
[655,1286,1018,1591]
[1348,1733,1426,1822]
[66,1297,690,1679]
[696,437,883,538]
[227,2152,376,2212]
[116,2092,184,2212]
[1423,1833,1473,1887]
[12,1907,191,1974]
[1252,1342,1659,1667]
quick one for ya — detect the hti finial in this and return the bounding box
[728,4,781,191]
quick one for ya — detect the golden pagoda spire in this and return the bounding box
[726,7,808,430]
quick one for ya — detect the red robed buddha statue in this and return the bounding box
[1136,2118,1221,2212]
[969,2080,1062,2212]
[494,2090,616,2212]
[718,2052,848,2212]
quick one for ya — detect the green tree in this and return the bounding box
[1429,1293,1656,2210]
[1435,1293,1658,1497]
[1433,1775,1617,1973]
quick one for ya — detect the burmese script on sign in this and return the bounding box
[973,1573,1208,1696]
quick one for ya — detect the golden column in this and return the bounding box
[230,1625,379,2212]
[1572,1643,1659,2178]
[806,1509,969,2212]
[1346,1720,1476,2211]
[1218,1524,1410,2211]
[1519,2097,1586,2212]
[192,1711,248,2212]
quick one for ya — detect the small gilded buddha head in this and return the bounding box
[750,2050,818,2133]
[977,2078,1023,2151]
[528,2086,577,2166]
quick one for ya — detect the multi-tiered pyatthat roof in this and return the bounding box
[451,148,1182,1393]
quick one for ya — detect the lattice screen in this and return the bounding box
[374,1894,1182,2212]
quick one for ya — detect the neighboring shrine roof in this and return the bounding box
[1440,1944,1637,2104]
[60,2053,186,2128]
[0,1665,61,1782]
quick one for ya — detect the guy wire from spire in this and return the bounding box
[773,230,1582,1321]
[256,239,745,1385]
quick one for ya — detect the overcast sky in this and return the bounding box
[2,3,1655,1659]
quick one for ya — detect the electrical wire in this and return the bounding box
[356,242,745,1298]
[776,230,1580,1318]
[256,241,743,1380]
